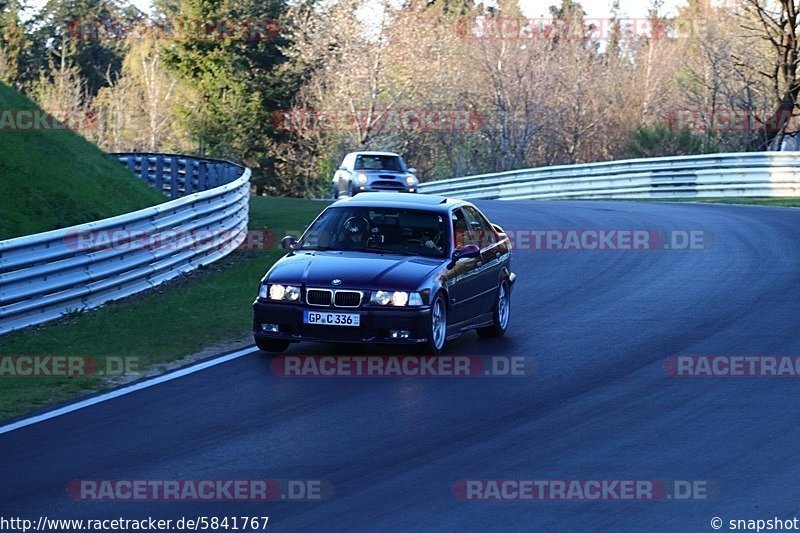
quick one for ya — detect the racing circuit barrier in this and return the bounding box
[0,153,250,335]
[417,152,800,200]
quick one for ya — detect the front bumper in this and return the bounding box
[253,300,431,345]
[357,183,416,193]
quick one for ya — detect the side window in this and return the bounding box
[462,206,496,248]
[452,209,475,249]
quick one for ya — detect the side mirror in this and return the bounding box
[281,236,298,250]
[447,244,480,269]
[407,167,417,174]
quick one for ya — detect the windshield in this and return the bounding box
[354,154,404,172]
[298,206,448,258]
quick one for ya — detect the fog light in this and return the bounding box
[261,323,280,333]
[390,330,411,339]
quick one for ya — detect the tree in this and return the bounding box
[740,0,800,150]
[162,0,292,193]
[92,39,190,152]
[0,0,25,88]
[27,0,134,96]
[30,47,92,137]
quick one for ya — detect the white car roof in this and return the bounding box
[347,151,402,157]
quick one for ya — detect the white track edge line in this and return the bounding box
[0,346,257,436]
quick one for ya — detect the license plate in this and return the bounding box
[303,311,361,327]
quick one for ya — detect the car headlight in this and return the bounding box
[392,291,409,306]
[371,290,392,305]
[285,285,301,301]
[269,284,285,300]
[370,290,423,306]
[357,172,368,184]
[405,174,417,185]
[264,284,301,301]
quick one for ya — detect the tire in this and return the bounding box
[477,280,511,338]
[421,292,448,355]
[331,184,339,200]
[349,183,359,197]
[255,338,291,353]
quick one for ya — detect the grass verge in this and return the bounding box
[0,83,166,240]
[0,196,327,421]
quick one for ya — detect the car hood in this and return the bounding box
[265,251,442,290]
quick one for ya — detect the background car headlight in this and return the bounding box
[357,172,368,184]
[405,174,417,185]
[370,290,423,306]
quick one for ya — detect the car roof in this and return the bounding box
[332,193,464,212]
[347,151,401,157]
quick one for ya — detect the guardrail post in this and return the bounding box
[154,156,164,194]
[198,162,208,191]
[169,157,180,199]
[184,159,195,195]
[140,156,151,185]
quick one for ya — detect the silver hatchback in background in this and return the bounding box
[331,151,418,198]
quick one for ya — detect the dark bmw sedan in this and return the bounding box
[253,193,516,354]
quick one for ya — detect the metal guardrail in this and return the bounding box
[0,153,250,336]
[417,152,800,200]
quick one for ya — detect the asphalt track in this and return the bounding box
[2,200,800,532]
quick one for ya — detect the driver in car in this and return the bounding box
[420,228,442,253]
[340,216,370,249]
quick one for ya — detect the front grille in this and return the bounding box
[307,289,332,306]
[334,291,362,308]
[373,180,404,190]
